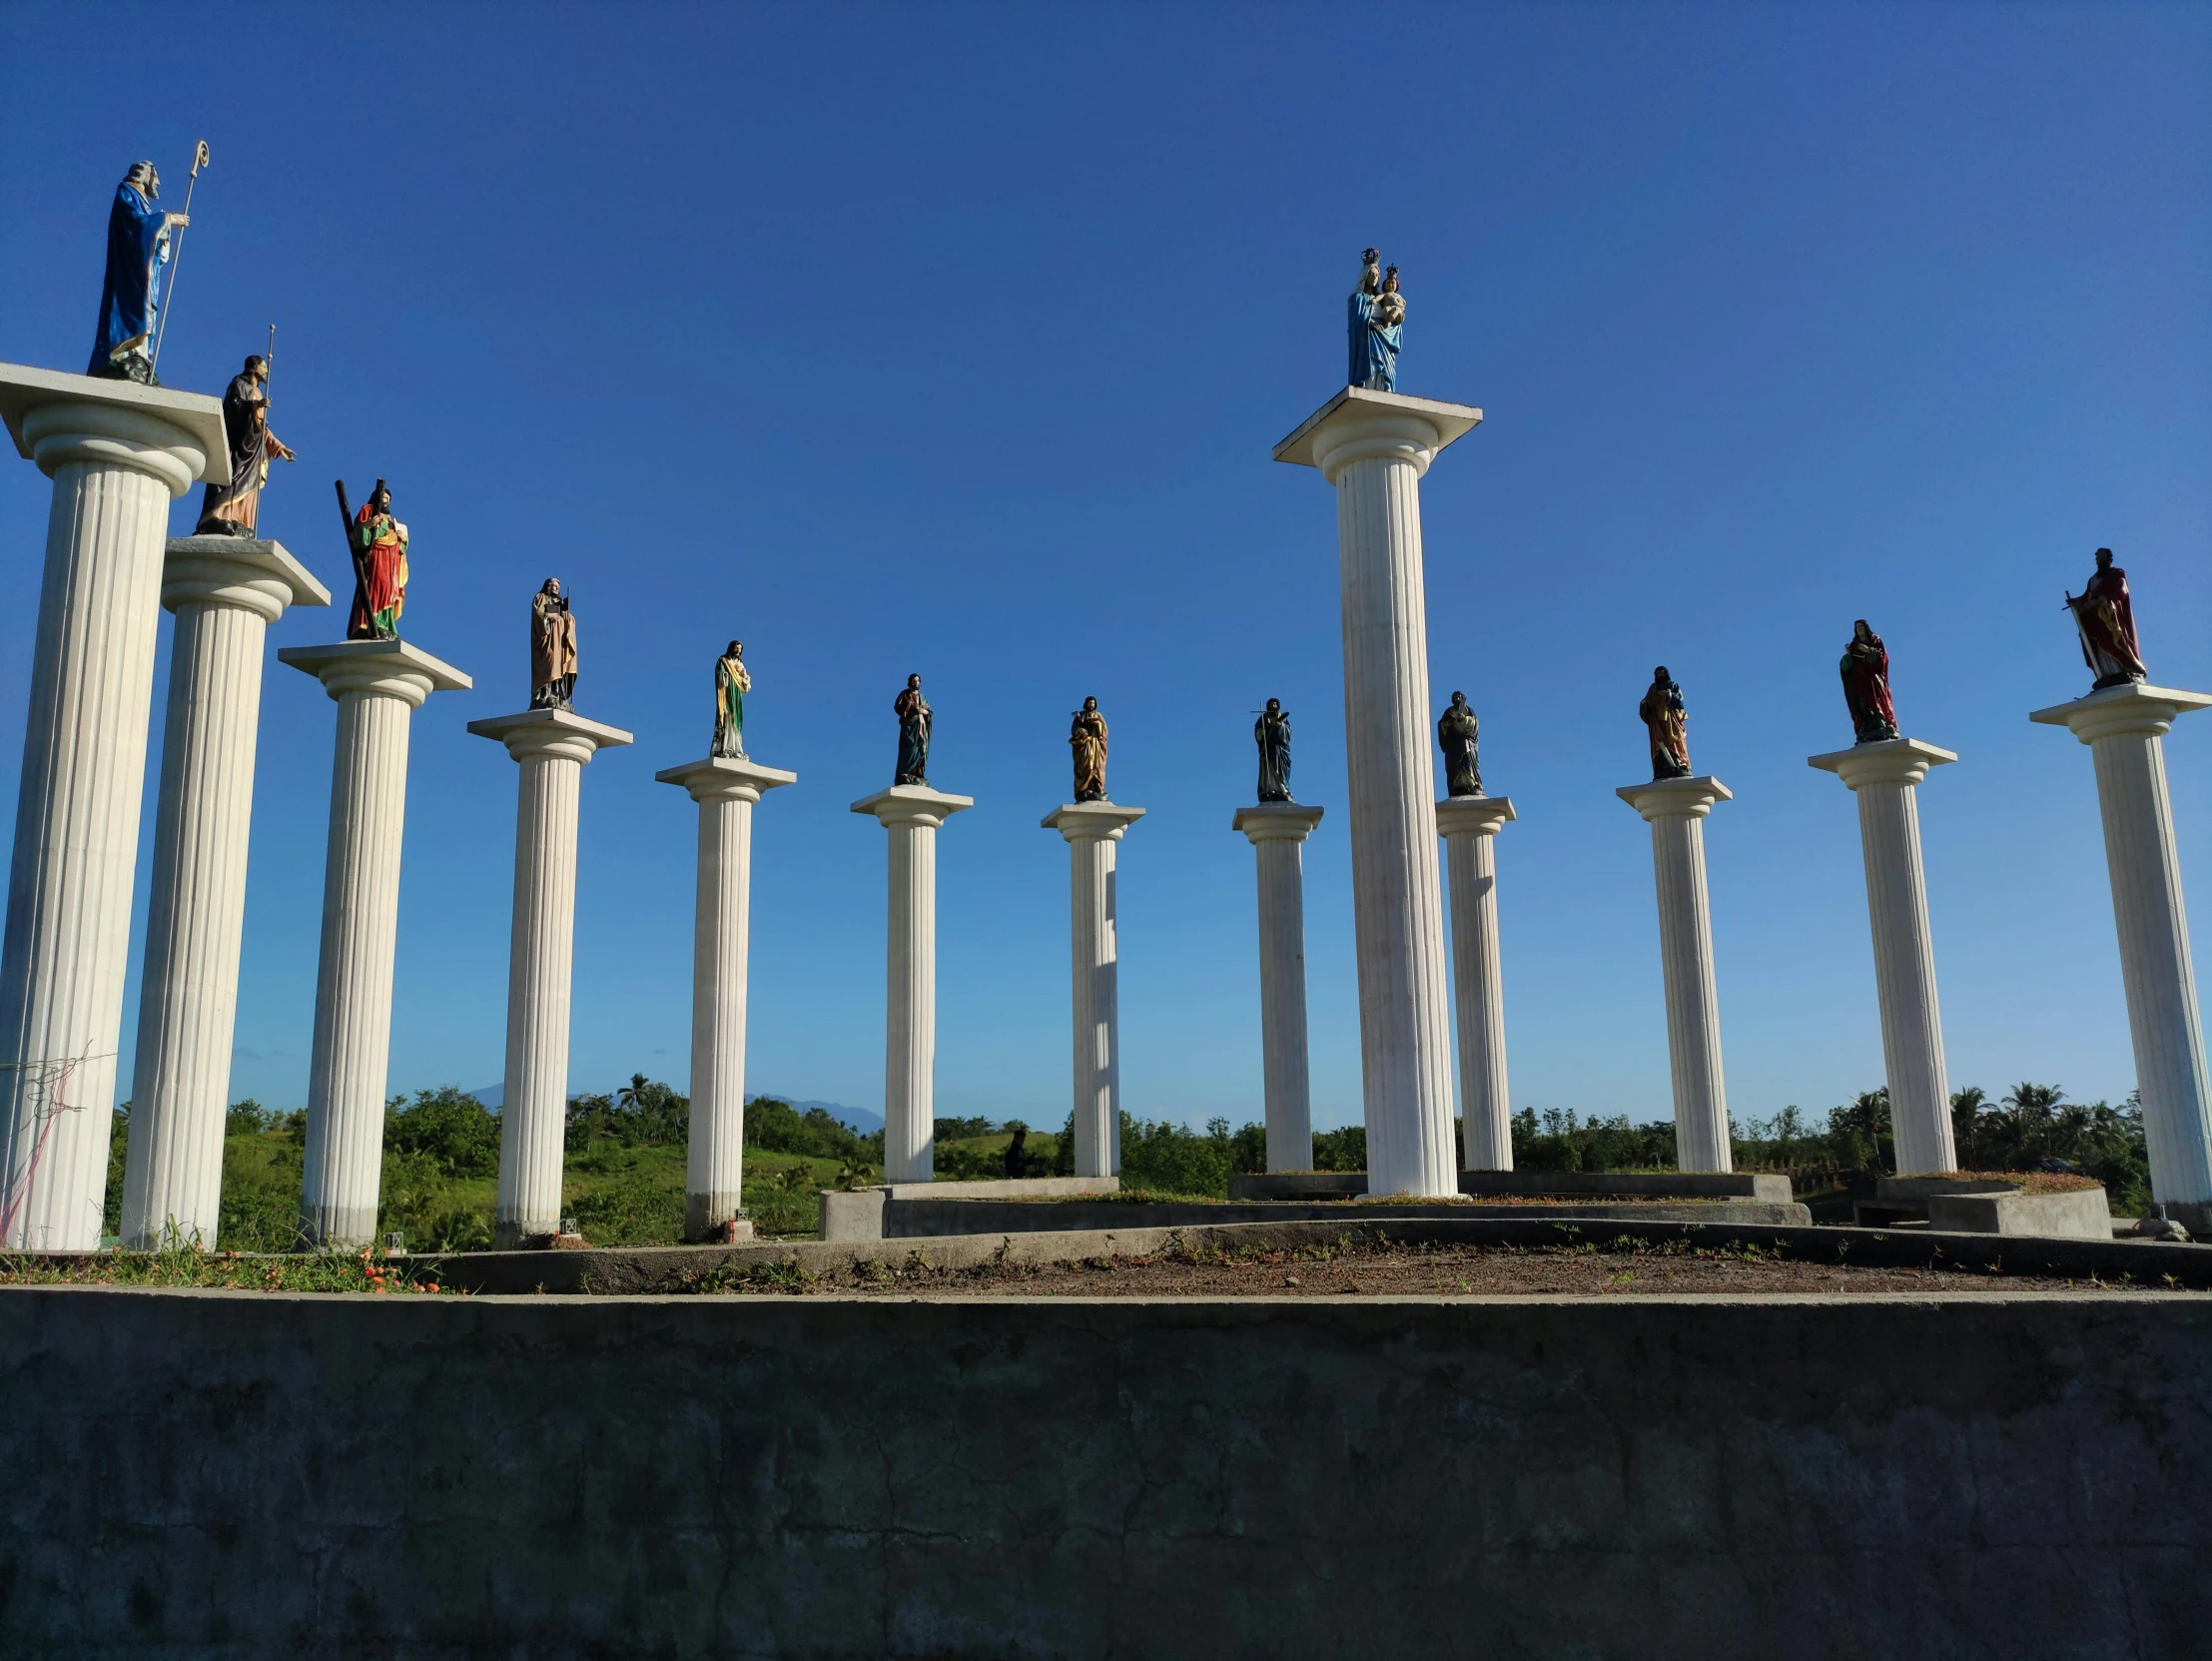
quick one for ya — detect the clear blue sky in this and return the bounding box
[1,3,2206,1133]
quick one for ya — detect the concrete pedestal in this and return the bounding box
[657,756,797,1241]
[0,366,226,1248]
[853,785,973,1184]
[1617,776,1734,1173]
[120,538,330,1249]
[1809,738,1958,1177]
[472,710,634,1247]
[284,640,471,1247]
[1233,804,1324,1173]
[1436,796,1516,1171]
[1276,388,1483,1199]
[2032,683,2212,1225]
[1045,803,1146,1178]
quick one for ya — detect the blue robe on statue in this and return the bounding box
[1346,289,1400,392]
[88,183,169,377]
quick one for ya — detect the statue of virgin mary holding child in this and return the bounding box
[1348,249,1404,392]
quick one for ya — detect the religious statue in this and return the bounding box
[343,479,408,640]
[194,356,295,537]
[1347,249,1404,393]
[1071,697,1108,802]
[712,640,750,758]
[2064,547,2148,689]
[1638,666,1692,780]
[1255,698,1293,802]
[1437,691,1482,797]
[894,674,932,785]
[530,579,578,710]
[1840,620,1898,744]
[89,161,189,386]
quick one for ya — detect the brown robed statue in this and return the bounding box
[195,355,294,536]
[1070,696,1108,802]
[1638,666,1692,780]
[530,579,577,710]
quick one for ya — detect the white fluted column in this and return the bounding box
[1276,389,1483,1198]
[1045,802,1146,1178]
[1617,776,1734,1172]
[1233,804,1324,1172]
[657,755,796,1240]
[1437,795,1516,1172]
[285,640,471,1247]
[472,709,633,1246]
[1809,738,1958,1177]
[2033,683,2212,1226]
[0,366,225,1248]
[120,538,330,1249]
[853,785,973,1183]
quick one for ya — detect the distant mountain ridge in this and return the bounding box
[464,1084,882,1137]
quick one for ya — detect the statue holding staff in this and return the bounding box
[1255,698,1293,802]
[1638,666,1692,780]
[195,355,295,536]
[88,160,191,386]
[2064,547,2148,689]
[712,641,750,758]
[341,479,408,640]
[1840,620,1898,743]
[1437,691,1481,797]
[894,674,932,786]
[530,579,577,710]
[1070,696,1108,802]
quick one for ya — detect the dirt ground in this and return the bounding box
[690,1236,2189,1298]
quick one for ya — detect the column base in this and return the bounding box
[297,1204,379,1251]
[685,1194,755,1242]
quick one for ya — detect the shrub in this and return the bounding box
[386,1087,501,1179]
[746,1097,881,1165]
[566,1074,689,1152]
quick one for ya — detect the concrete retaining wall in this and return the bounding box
[1928,1186,2114,1240]
[860,1196,1811,1241]
[1,1285,2207,1658]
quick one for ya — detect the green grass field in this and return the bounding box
[126,1122,1063,1251]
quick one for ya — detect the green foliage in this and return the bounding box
[746,1097,883,1165]
[566,1074,689,1152]
[1955,1083,2150,1213]
[225,1098,272,1136]
[386,1087,501,1178]
[1512,1108,1677,1172]
[935,1115,999,1141]
[0,1241,444,1294]
[103,1103,130,1239]
[1311,1124,1366,1172]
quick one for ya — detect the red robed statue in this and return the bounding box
[342,478,409,641]
[2064,547,2147,690]
[1841,619,1898,744]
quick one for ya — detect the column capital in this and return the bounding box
[1273,388,1483,484]
[2031,682,2212,745]
[852,783,973,829]
[281,638,471,708]
[657,755,798,805]
[0,362,226,495]
[1044,802,1145,842]
[470,708,633,765]
[1436,796,1516,838]
[1808,736,1956,790]
[1617,775,1732,822]
[1233,802,1325,844]
[163,535,331,623]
